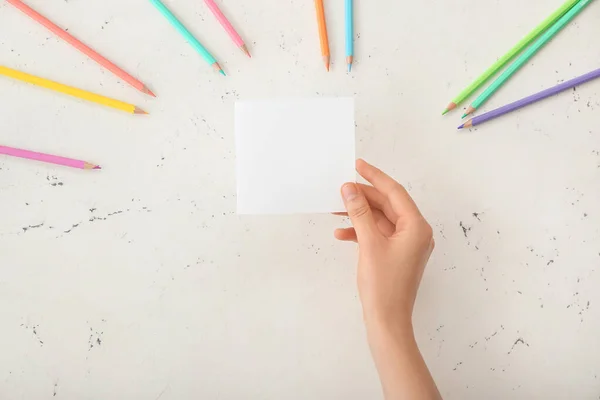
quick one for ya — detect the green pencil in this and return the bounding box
[442,0,579,115]
[463,0,592,118]
[149,0,225,75]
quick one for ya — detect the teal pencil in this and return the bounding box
[345,0,353,72]
[464,0,593,117]
[149,0,225,75]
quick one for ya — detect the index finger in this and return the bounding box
[356,159,422,219]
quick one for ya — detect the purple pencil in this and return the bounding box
[459,67,600,129]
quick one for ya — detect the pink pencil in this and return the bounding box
[0,145,100,170]
[6,0,155,97]
[203,0,250,57]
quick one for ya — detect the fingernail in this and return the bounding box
[342,183,358,201]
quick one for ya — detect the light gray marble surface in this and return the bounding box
[1,0,599,398]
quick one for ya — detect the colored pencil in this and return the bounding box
[6,0,155,97]
[149,0,225,75]
[0,145,100,170]
[0,66,147,114]
[459,67,600,129]
[314,0,330,71]
[463,0,592,118]
[442,0,580,115]
[345,0,353,72]
[203,0,250,57]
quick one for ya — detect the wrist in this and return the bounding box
[364,311,414,341]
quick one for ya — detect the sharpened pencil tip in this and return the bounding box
[240,45,251,58]
[94,165,102,170]
[463,106,476,118]
[462,119,474,129]
[142,86,157,98]
[444,102,457,115]
[347,64,352,72]
[461,113,467,119]
[212,62,226,76]
[134,107,148,115]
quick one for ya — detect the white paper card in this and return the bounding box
[235,98,355,214]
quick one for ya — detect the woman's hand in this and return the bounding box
[335,159,435,327]
[335,159,441,400]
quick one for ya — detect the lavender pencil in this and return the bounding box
[459,68,600,129]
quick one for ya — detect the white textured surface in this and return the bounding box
[0,0,599,399]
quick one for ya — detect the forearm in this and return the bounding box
[366,318,442,400]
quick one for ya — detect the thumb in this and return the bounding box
[341,183,380,242]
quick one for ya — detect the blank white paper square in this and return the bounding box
[235,98,355,214]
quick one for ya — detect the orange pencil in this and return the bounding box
[314,0,330,71]
[6,0,155,97]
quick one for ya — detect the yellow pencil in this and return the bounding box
[0,66,147,114]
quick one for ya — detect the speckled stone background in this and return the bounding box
[1,0,599,399]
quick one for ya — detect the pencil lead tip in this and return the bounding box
[93,165,102,170]
[134,107,149,115]
[241,45,251,58]
[347,64,352,72]
[457,124,464,130]
[444,102,457,114]
[461,113,468,119]
[142,87,157,97]
[212,62,226,76]
[463,106,476,118]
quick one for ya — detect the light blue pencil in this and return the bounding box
[345,0,353,72]
[149,0,225,75]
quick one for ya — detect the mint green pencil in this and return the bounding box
[464,0,593,117]
[149,0,225,75]
[442,0,579,115]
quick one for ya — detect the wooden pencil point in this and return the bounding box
[463,106,476,118]
[83,162,100,170]
[142,86,157,97]
[323,56,330,71]
[240,44,251,58]
[212,62,225,75]
[133,107,148,115]
[443,102,457,115]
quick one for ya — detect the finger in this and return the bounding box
[358,183,399,223]
[335,210,394,238]
[373,208,396,237]
[356,159,421,218]
[341,183,382,243]
[335,187,398,234]
[334,228,357,242]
